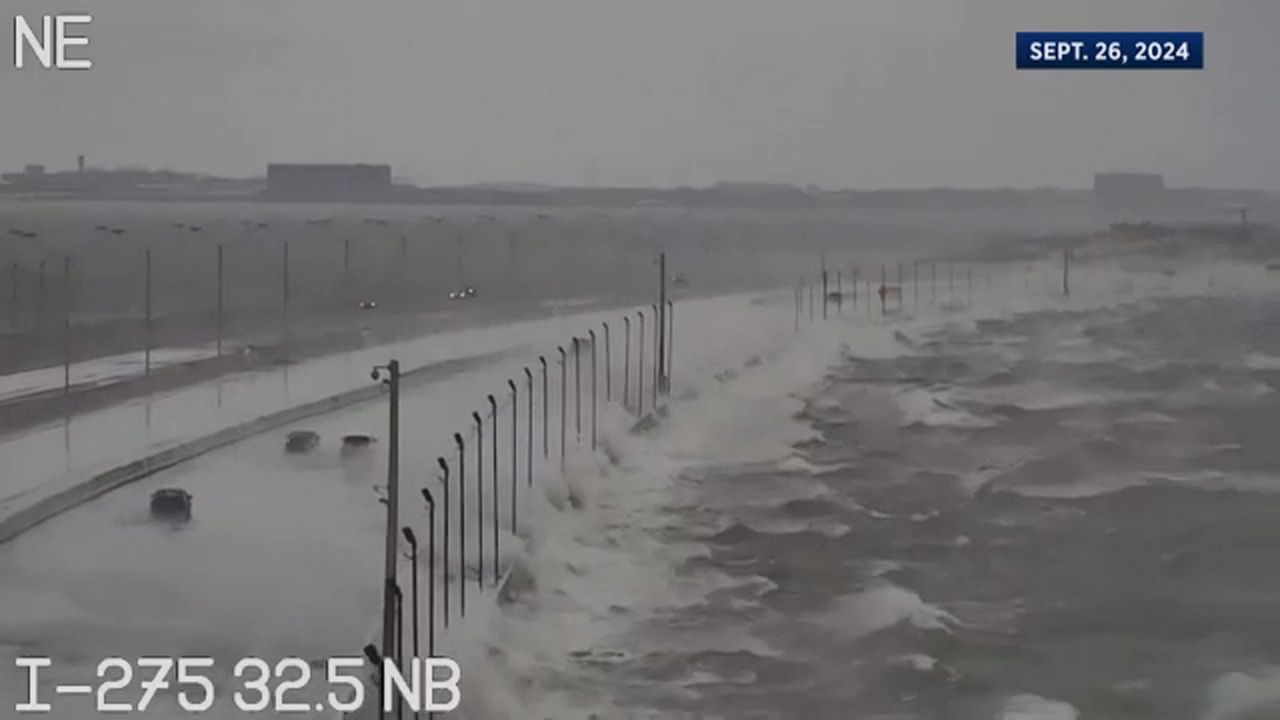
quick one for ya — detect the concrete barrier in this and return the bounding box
[0,352,503,545]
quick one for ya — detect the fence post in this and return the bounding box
[452,434,466,617]
[880,265,887,316]
[794,283,800,332]
[8,261,16,333]
[487,394,499,587]
[282,240,290,352]
[62,255,71,402]
[435,457,451,627]
[216,244,224,358]
[507,380,517,535]
[637,310,645,416]
[913,260,919,309]
[143,248,153,376]
[650,304,659,409]
[572,337,581,443]
[666,300,674,395]
[835,271,842,315]
[557,346,567,465]
[1063,248,1070,297]
[523,368,533,488]
[539,356,548,459]
[822,270,829,320]
[623,316,631,409]
[657,252,667,394]
[472,411,484,593]
[602,322,611,403]
[588,330,598,449]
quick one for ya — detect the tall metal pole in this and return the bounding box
[452,434,466,617]
[435,457,451,626]
[216,244,224,358]
[835,271,842,315]
[472,412,484,592]
[488,395,499,588]
[373,360,401,720]
[637,311,645,416]
[588,330,597,449]
[657,253,667,393]
[897,262,904,312]
[572,337,581,443]
[142,248,152,376]
[391,582,403,720]
[539,357,548,459]
[557,347,566,464]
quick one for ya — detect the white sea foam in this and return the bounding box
[1204,666,1280,720]
[821,584,957,639]
[999,694,1080,719]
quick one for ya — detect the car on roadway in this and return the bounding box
[150,488,193,523]
[448,286,477,301]
[285,430,320,454]
[341,434,377,458]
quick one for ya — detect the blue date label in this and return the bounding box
[1016,32,1203,70]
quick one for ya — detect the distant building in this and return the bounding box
[266,164,392,199]
[1093,172,1165,200]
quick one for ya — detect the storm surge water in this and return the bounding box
[448,256,1280,719]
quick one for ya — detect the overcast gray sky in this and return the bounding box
[2,0,1277,189]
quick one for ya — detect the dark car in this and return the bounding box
[341,434,377,458]
[285,430,320,454]
[150,488,192,522]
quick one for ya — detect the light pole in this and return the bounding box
[419,489,438,665]
[472,411,484,592]
[435,457,450,627]
[453,433,466,617]
[371,359,401,715]
[400,526,420,680]
[488,393,499,587]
